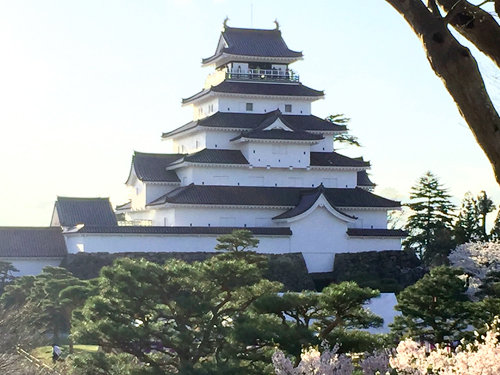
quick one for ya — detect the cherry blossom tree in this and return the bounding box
[272,344,354,375]
[448,241,500,297]
[390,319,500,375]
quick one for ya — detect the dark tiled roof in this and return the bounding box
[234,129,324,141]
[182,81,324,104]
[76,226,291,236]
[162,112,345,138]
[346,228,407,237]
[55,197,117,227]
[310,152,370,168]
[202,26,303,64]
[182,149,249,165]
[116,201,131,210]
[273,185,356,220]
[0,227,67,257]
[130,152,182,182]
[357,171,376,187]
[148,184,401,209]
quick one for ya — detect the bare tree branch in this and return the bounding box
[385,0,500,184]
[438,0,500,69]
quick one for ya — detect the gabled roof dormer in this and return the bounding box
[273,184,357,223]
[230,109,324,143]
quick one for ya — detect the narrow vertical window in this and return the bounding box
[285,104,292,113]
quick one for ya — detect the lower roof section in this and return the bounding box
[75,226,292,236]
[162,111,346,138]
[346,228,407,237]
[148,184,400,209]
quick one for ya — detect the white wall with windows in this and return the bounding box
[216,97,312,115]
[171,165,360,188]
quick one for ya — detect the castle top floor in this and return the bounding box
[201,24,303,69]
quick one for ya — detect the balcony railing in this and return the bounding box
[118,219,153,227]
[226,68,299,82]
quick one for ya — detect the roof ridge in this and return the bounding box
[0,226,62,230]
[57,196,110,201]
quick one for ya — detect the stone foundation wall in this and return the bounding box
[332,250,426,292]
[60,251,315,292]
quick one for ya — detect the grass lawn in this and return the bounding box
[32,344,99,365]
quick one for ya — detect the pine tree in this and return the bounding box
[403,171,455,266]
[325,114,361,148]
[477,191,496,241]
[454,192,481,245]
[390,266,473,344]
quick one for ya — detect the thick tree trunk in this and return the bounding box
[385,0,500,184]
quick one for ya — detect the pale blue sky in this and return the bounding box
[0,0,498,227]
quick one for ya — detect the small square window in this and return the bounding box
[285,104,292,113]
[246,103,253,111]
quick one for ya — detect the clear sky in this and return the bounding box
[1,0,499,227]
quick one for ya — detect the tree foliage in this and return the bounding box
[0,261,19,295]
[390,266,473,344]
[72,254,282,375]
[214,229,260,252]
[477,191,496,240]
[403,171,455,265]
[0,266,89,345]
[251,282,385,356]
[454,192,482,245]
[325,114,362,148]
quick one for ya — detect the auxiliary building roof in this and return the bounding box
[53,197,117,227]
[148,184,400,209]
[202,26,303,65]
[0,227,67,258]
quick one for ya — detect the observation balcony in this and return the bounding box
[226,68,299,82]
[204,68,300,88]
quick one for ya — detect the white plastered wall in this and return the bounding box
[65,234,290,255]
[1,258,64,276]
[347,237,402,252]
[174,165,359,188]
[289,206,350,272]
[217,97,311,115]
[342,209,390,229]
[241,142,311,169]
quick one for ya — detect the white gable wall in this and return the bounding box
[289,206,349,272]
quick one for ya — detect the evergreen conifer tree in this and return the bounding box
[477,191,496,241]
[454,192,481,245]
[403,171,455,266]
